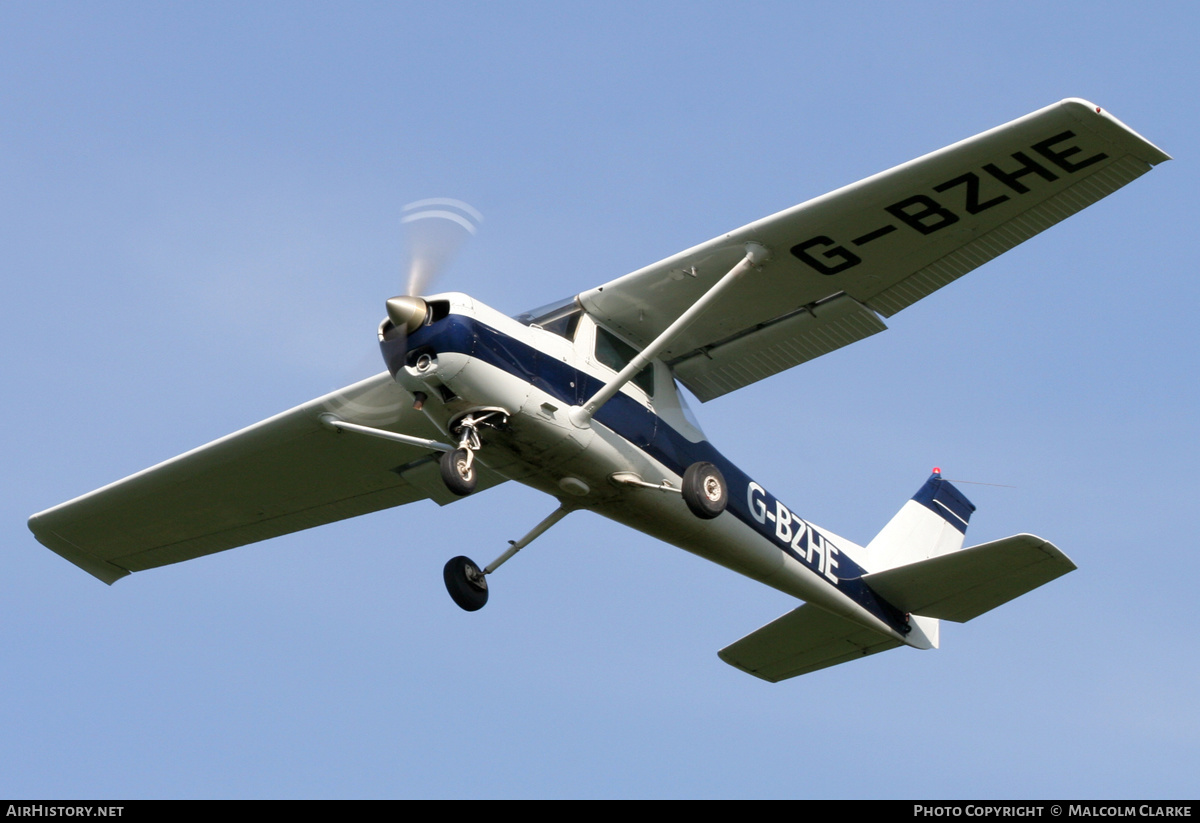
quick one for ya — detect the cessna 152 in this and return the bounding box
[29,99,1168,681]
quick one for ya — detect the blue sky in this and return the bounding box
[3,1,1196,798]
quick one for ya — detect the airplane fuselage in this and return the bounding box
[30,99,1121,677]
[382,292,921,647]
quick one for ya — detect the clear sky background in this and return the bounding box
[3,1,1196,799]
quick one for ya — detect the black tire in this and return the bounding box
[440,448,478,496]
[682,461,727,519]
[444,555,489,611]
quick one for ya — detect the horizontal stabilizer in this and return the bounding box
[863,533,1075,623]
[719,604,901,682]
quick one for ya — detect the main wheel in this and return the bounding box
[444,555,489,611]
[440,448,478,496]
[682,461,727,519]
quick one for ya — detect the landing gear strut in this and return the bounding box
[438,408,507,497]
[610,461,729,520]
[441,506,573,612]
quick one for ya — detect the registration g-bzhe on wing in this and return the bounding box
[29,99,1168,681]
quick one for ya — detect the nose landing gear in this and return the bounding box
[440,449,478,496]
[438,407,508,497]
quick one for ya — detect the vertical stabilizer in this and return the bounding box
[864,470,976,573]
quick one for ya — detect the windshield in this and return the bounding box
[513,295,583,340]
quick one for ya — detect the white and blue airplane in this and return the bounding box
[29,99,1168,680]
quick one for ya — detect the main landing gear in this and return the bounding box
[441,461,724,611]
[443,555,489,611]
[611,460,728,520]
[442,505,572,612]
[682,461,727,519]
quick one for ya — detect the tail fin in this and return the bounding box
[863,469,976,573]
[862,473,1074,651]
[717,472,1075,681]
[860,470,977,651]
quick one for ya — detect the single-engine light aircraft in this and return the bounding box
[29,100,1169,681]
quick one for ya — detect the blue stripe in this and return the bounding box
[399,315,912,634]
[911,473,976,533]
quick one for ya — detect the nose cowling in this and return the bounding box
[378,296,430,379]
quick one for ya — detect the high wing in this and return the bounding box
[578,99,1170,401]
[28,373,506,584]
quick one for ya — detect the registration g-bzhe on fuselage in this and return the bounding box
[29,99,1169,681]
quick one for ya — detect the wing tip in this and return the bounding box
[1058,98,1171,164]
[28,514,130,585]
[717,648,785,683]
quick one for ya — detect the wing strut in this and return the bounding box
[570,242,769,426]
[318,413,456,452]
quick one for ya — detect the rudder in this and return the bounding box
[863,469,976,573]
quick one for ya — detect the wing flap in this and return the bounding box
[718,603,902,682]
[29,373,506,583]
[862,533,1076,623]
[671,291,887,401]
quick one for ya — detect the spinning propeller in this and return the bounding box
[382,199,483,382]
[385,198,482,336]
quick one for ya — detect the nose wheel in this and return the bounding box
[439,448,478,496]
[437,407,508,497]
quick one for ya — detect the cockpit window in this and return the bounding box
[514,296,582,340]
[595,326,654,396]
[539,309,581,339]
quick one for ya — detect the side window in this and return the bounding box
[594,327,654,396]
